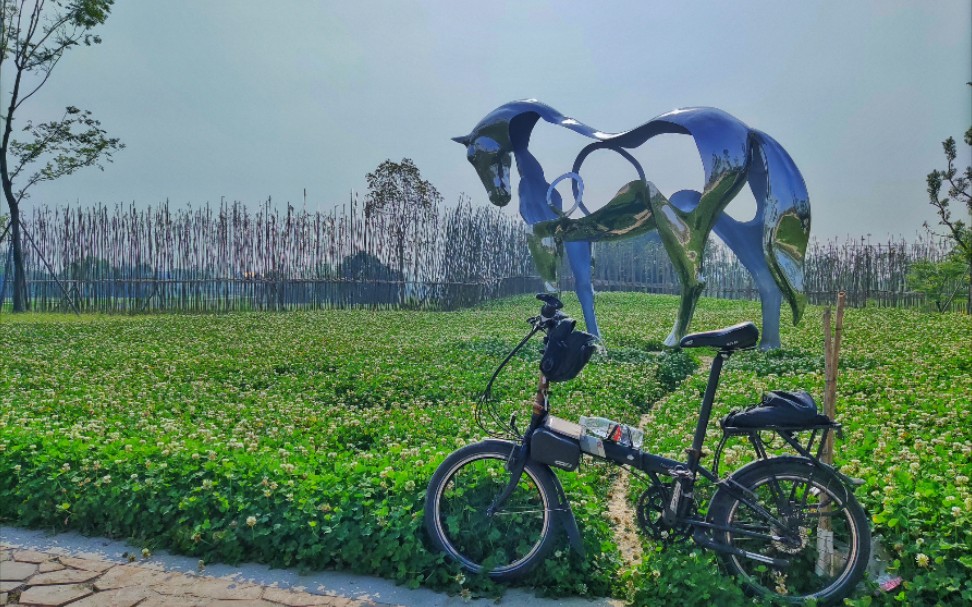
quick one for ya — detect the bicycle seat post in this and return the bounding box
[686,350,730,471]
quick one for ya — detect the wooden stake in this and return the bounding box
[822,291,846,465]
[818,292,845,576]
[822,305,833,450]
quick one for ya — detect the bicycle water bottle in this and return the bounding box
[579,416,644,449]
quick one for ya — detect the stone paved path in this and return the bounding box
[0,545,389,607]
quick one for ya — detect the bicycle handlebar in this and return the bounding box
[535,293,564,326]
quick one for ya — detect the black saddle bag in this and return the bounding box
[540,319,597,382]
[723,390,831,429]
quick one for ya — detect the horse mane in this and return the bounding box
[472,99,610,146]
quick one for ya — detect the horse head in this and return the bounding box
[453,100,606,209]
[451,127,513,207]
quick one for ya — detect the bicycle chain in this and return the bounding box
[635,484,694,544]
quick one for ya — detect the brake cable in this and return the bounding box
[476,321,543,438]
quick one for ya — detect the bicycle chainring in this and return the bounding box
[636,484,693,544]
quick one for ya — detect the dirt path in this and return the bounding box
[605,356,712,568]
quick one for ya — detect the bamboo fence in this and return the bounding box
[0,204,965,314]
[577,233,966,312]
[1,197,540,313]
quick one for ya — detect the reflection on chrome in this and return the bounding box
[453,100,810,350]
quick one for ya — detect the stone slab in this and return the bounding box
[263,587,342,606]
[138,596,211,607]
[94,564,173,590]
[27,567,100,585]
[154,574,263,600]
[0,560,38,581]
[36,562,65,573]
[57,556,115,573]
[11,550,49,564]
[66,586,156,607]
[18,583,93,606]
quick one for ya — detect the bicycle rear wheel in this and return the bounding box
[708,457,870,605]
[424,440,560,581]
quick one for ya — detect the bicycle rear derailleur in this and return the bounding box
[636,484,694,544]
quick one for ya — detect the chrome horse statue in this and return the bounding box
[452,100,810,350]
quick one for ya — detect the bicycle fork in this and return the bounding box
[485,373,586,557]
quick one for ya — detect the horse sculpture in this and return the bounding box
[452,100,810,350]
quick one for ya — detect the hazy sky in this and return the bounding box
[5,1,971,241]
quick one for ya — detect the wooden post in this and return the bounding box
[818,291,845,576]
[822,291,846,463]
[822,305,833,446]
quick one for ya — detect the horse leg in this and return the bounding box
[565,240,599,337]
[666,276,705,347]
[711,215,787,350]
[757,283,783,350]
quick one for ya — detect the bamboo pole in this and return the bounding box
[818,291,845,576]
[824,291,846,448]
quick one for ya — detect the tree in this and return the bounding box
[1,0,123,311]
[925,99,971,313]
[364,158,441,284]
[907,254,969,313]
[336,251,402,306]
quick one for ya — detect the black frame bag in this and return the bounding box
[540,319,597,382]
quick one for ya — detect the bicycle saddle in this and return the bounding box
[679,322,759,351]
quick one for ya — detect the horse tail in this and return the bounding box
[751,130,811,325]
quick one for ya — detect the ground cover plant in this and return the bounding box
[0,295,684,598]
[1,293,970,605]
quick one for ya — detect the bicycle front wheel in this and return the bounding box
[708,457,870,605]
[424,440,560,581]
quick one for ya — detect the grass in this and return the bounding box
[1,293,969,605]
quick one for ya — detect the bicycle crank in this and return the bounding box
[636,485,693,544]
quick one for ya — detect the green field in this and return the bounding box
[1,294,970,605]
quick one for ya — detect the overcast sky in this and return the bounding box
[5,1,971,241]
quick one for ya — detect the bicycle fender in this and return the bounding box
[479,438,586,558]
[548,471,586,558]
[715,456,852,505]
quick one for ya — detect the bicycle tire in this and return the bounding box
[707,457,870,605]
[424,440,561,581]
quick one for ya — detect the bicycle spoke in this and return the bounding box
[432,451,549,574]
[713,467,866,602]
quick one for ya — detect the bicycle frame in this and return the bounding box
[430,299,870,601]
[505,345,847,567]
[523,349,730,481]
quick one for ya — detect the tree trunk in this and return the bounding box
[3,196,28,312]
[967,264,971,315]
